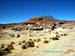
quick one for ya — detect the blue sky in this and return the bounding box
[0,0,75,24]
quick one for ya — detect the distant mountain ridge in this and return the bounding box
[0,16,59,26]
[0,16,75,27]
[30,16,60,22]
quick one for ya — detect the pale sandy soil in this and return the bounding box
[0,27,75,56]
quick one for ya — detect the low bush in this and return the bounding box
[36,38,41,42]
[51,37,59,40]
[0,47,12,56]
[18,42,22,45]
[36,46,39,48]
[17,34,20,38]
[10,34,15,37]
[43,40,49,43]
[33,39,36,42]
[11,42,15,45]
[64,33,67,36]
[56,35,60,38]
[56,32,59,34]
[44,37,47,39]
[22,45,27,49]
[0,36,1,38]
[61,34,64,36]
[7,44,14,50]
[22,40,26,43]
[27,40,35,47]
[1,44,5,48]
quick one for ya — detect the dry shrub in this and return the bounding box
[11,42,15,45]
[43,40,49,43]
[27,40,35,47]
[7,44,14,50]
[61,34,64,36]
[22,40,26,43]
[18,42,22,45]
[56,32,59,34]
[51,37,59,40]
[0,36,2,38]
[36,46,39,48]
[0,47,12,56]
[36,38,41,42]
[10,34,15,37]
[64,33,67,36]
[56,35,60,38]
[44,37,47,39]
[1,44,5,48]
[22,45,27,49]
[17,34,20,38]
[33,39,36,42]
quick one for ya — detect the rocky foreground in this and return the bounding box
[0,16,75,56]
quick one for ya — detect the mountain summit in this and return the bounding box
[30,16,60,22]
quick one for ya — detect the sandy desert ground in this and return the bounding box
[0,18,75,56]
